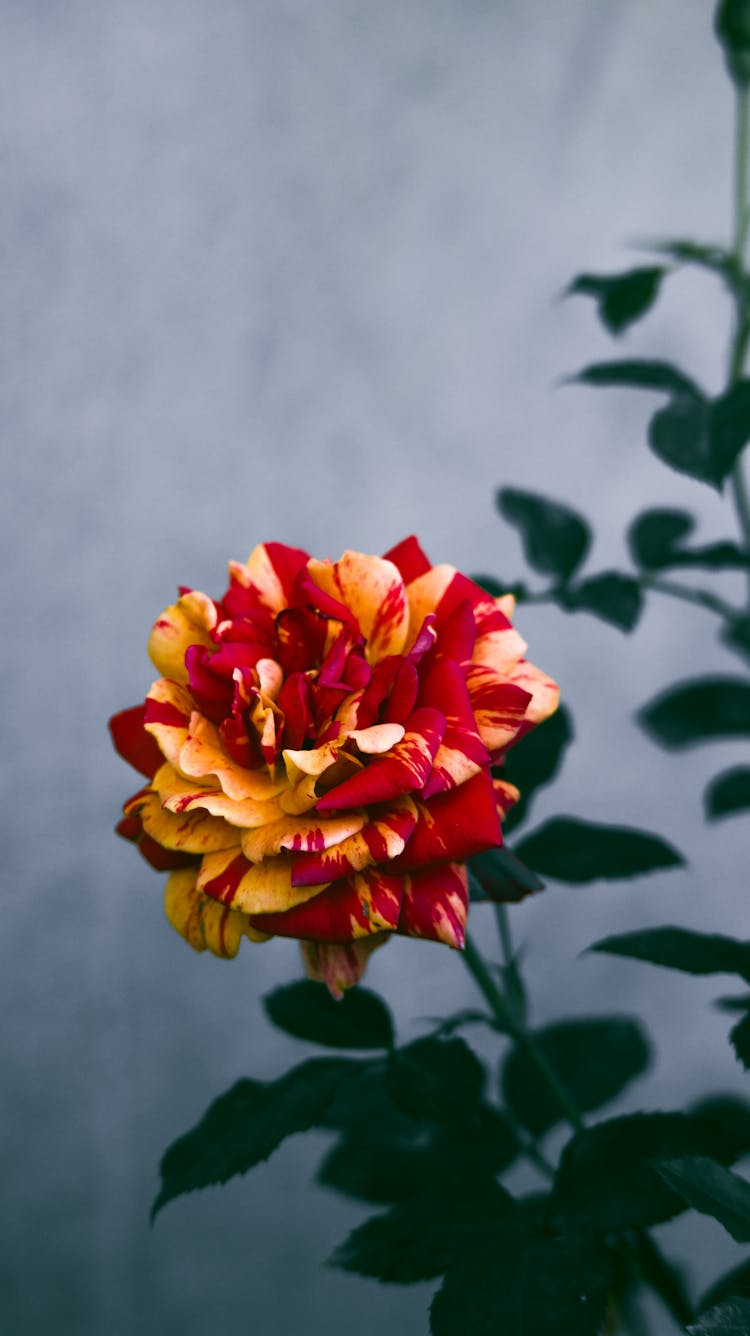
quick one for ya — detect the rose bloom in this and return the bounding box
[110,537,558,996]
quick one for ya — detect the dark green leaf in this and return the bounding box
[589,926,750,983]
[331,1179,515,1284]
[699,1258,750,1315]
[572,359,700,396]
[690,1095,750,1151]
[501,1016,651,1137]
[731,1013,750,1070]
[470,573,529,602]
[628,508,696,567]
[648,391,715,484]
[558,571,643,631]
[706,767,750,820]
[642,237,733,280]
[723,615,750,662]
[639,677,750,748]
[387,1036,486,1122]
[152,1057,360,1219]
[430,1225,615,1336]
[551,1112,747,1232]
[709,378,750,482]
[468,845,545,903]
[318,1062,419,1140]
[567,266,666,334]
[496,487,591,582]
[501,705,573,834]
[715,995,750,1012]
[656,1157,750,1243]
[263,980,394,1051]
[688,1298,750,1334]
[514,816,683,884]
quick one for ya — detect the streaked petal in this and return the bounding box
[148,590,217,682]
[178,712,288,801]
[465,665,534,754]
[155,762,285,829]
[144,679,193,768]
[382,534,432,585]
[301,935,389,999]
[393,772,502,871]
[164,866,265,958]
[398,863,468,948]
[198,849,326,914]
[418,658,489,797]
[507,660,560,728]
[316,707,445,811]
[125,786,241,855]
[250,868,402,941]
[289,796,418,886]
[230,541,310,613]
[307,552,409,662]
[241,809,366,863]
[109,704,164,778]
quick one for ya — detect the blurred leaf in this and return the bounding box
[567,266,666,334]
[515,816,683,884]
[572,358,700,395]
[263,980,394,1051]
[468,845,545,903]
[430,1225,616,1336]
[639,677,750,747]
[628,507,696,566]
[730,1013,750,1071]
[470,573,529,602]
[152,1057,361,1219]
[318,1062,419,1140]
[641,237,733,280]
[715,995,750,1012]
[648,392,715,484]
[705,767,750,820]
[699,1258,750,1314]
[690,1095,750,1151]
[558,571,643,631]
[551,1112,746,1232]
[688,1299,750,1333]
[501,705,573,835]
[496,487,591,581]
[656,1157,750,1243]
[331,1179,515,1284]
[709,380,750,482]
[665,541,750,570]
[723,615,750,662]
[589,927,750,983]
[387,1036,486,1122]
[501,1016,651,1138]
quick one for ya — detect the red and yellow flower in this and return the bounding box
[110,537,558,996]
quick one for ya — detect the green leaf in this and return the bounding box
[710,379,750,481]
[656,1157,750,1243]
[551,1112,747,1232]
[588,926,750,983]
[648,391,716,485]
[468,846,545,902]
[152,1057,360,1219]
[496,487,591,582]
[501,704,573,834]
[690,1095,750,1151]
[723,615,750,662]
[639,677,750,748]
[387,1036,486,1122]
[642,237,733,280]
[567,266,666,335]
[628,507,696,567]
[730,1013,750,1070]
[514,816,683,884]
[558,571,643,631]
[470,573,529,602]
[501,1016,651,1138]
[688,1298,750,1334]
[666,541,750,570]
[331,1179,515,1284]
[699,1258,750,1315]
[705,767,750,820]
[430,1225,616,1336]
[263,980,394,1050]
[572,358,700,396]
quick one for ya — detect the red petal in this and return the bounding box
[316,707,446,811]
[109,704,164,778]
[398,863,468,947]
[393,771,502,871]
[250,869,402,941]
[382,535,432,584]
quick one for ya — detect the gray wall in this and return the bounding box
[2,3,747,1332]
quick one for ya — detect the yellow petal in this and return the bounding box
[307,551,409,662]
[164,867,265,958]
[155,762,287,829]
[144,679,193,768]
[508,660,560,725]
[129,786,241,854]
[197,849,328,914]
[178,713,288,801]
[148,590,216,682]
[348,722,405,754]
[240,809,366,863]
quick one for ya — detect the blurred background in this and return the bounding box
[2,2,748,1332]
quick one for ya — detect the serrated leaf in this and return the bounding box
[501,704,573,834]
[496,487,591,581]
[628,508,696,567]
[152,1057,360,1219]
[501,1016,651,1138]
[639,677,750,748]
[514,816,683,884]
[387,1036,486,1122]
[430,1225,615,1336]
[589,927,750,983]
[731,1014,750,1071]
[468,845,545,903]
[551,1112,746,1232]
[688,1298,750,1334]
[263,980,394,1050]
[572,359,700,396]
[656,1157,750,1243]
[559,571,643,631]
[706,767,750,820]
[567,266,666,334]
[331,1179,515,1284]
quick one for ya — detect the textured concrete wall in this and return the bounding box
[2,3,747,1332]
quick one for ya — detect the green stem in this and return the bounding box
[494,902,514,967]
[638,573,738,620]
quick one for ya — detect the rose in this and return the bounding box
[109,536,558,996]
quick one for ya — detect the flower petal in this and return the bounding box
[144,679,193,768]
[109,704,164,778]
[393,772,502,871]
[418,657,490,797]
[316,707,446,811]
[241,809,366,863]
[164,866,265,958]
[465,665,533,756]
[398,863,468,948]
[300,935,389,999]
[125,787,241,855]
[155,762,285,829]
[250,868,402,941]
[289,796,418,886]
[382,534,433,585]
[197,849,326,914]
[178,713,288,801]
[307,552,410,662]
[230,542,310,614]
[148,590,217,682]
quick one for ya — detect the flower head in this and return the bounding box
[110,537,558,995]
